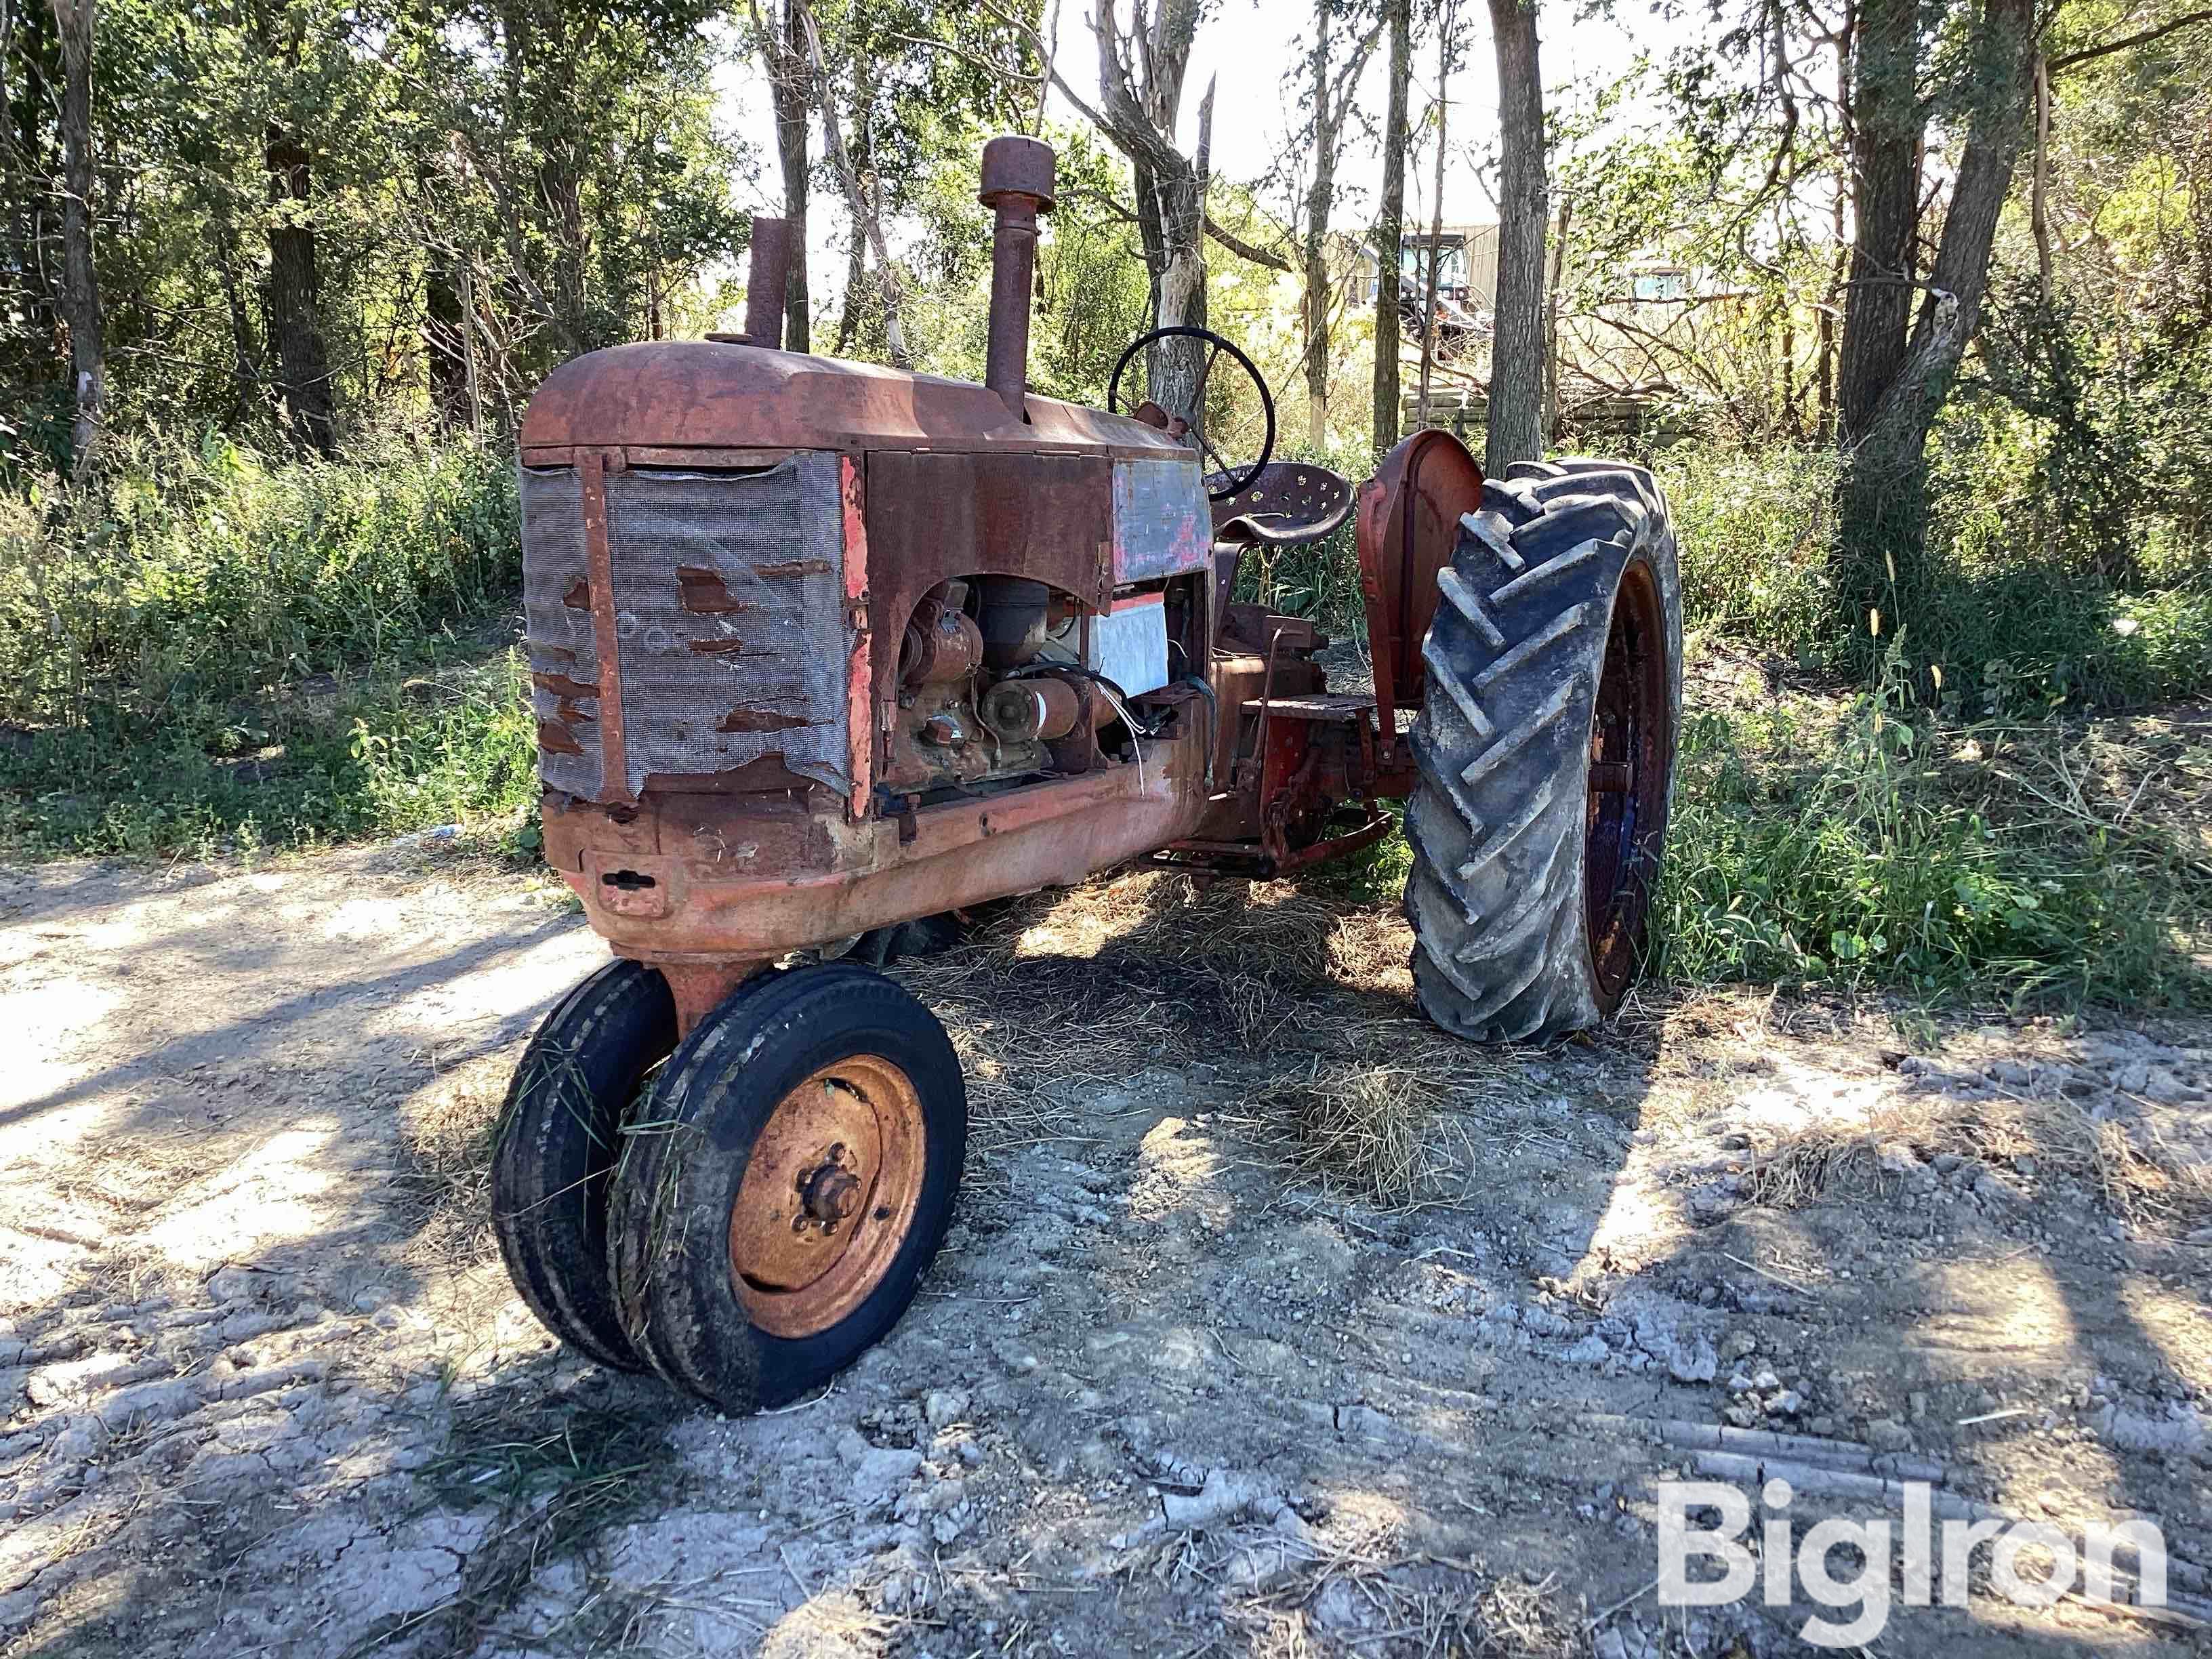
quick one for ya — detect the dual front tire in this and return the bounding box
[491,959,966,1413]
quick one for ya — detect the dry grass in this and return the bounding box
[894,867,1521,1203]
[1734,1087,2212,1229]
[1225,1061,1483,1210]
[1208,1517,1578,1658]
[393,1054,511,1268]
[348,1389,674,1658]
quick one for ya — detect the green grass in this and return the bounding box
[1652,655,2212,1008]
[0,647,541,859]
[0,432,534,860]
[0,431,519,725]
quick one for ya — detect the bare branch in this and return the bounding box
[2048,3,2212,68]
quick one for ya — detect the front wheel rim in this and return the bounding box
[726,1054,928,1340]
[1584,558,1673,1004]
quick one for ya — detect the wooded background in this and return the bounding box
[4,0,2211,734]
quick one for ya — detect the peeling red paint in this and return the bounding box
[718,708,817,733]
[676,566,754,614]
[840,455,872,821]
[531,670,600,699]
[537,718,585,755]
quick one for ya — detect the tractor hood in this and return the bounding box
[518,341,1191,462]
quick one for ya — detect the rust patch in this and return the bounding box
[676,566,754,614]
[687,638,760,657]
[562,578,591,611]
[718,708,819,733]
[557,699,597,726]
[531,670,600,699]
[754,558,834,579]
[537,718,585,755]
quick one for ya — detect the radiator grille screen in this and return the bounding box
[520,455,852,801]
[518,466,604,800]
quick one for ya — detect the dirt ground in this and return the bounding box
[3,844,2209,1658]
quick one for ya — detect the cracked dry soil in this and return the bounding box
[2,848,2209,1658]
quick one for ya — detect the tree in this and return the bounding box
[1293,0,1381,446]
[798,1,913,366]
[49,0,99,473]
[1372,0,1412,449]
[264,123,336,454]
[1412,0,1454,428]
[1484,0,1546,469]
[1835,0,1919,443]
[1846,0,2036,499]
[748,0,814,350]
[1049,0,1214,419]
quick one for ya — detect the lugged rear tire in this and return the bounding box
[1402,458,1682,1043]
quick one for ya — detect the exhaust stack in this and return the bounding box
[741,216,793,348]
[978,136,1056,419]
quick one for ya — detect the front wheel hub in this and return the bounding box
[726,1057,928,1338]
[796,1150,862,1231]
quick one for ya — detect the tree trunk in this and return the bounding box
[799,2,909,367]
[835,224,867,354]
[1484,0,1547,471]
[425,251,472,431]
[211,207,264,429]
[766,0,811,352]
[264,127,336,455]
[1847,0,2036,529]
[1414,23,1447,430]
[1542,196,1569,445]
[1,0,44,355]
[49,0,100,474]
[1301,4,1332,447]
[537,150,589,352]
[1835,0,1919,443]
[1149,157,1208,420]
[1075,0,1208,422]
[1372,0,1412,451]
[834,52,874,355]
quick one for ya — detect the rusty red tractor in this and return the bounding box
[492,136,1681,1414]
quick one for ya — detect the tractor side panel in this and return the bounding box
[1110,457,1212,583]
[520,465,607,799]
[602,456,853,799]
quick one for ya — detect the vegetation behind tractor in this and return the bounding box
[493,135,1682,1416]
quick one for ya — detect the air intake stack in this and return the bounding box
[978,136,1056,420]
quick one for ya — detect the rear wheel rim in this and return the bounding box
[1584,558,1671,1004]
[726,1054,928,1340]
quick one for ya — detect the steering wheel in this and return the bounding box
[1107,325,1277,501]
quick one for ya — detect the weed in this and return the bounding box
[0,646,537,857]
[1654,651,2212,1008]
[1,432,518,727]
[357,1392,672,1656]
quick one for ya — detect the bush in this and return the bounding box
[1656,432,2212,710]
[0,430,518,728]
[0,432,530,857]
[1653,655,2209,1008]
[1657,441,1839,660]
